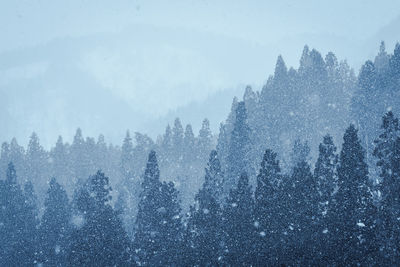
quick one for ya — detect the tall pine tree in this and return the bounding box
[254,149,283,265]
[226,101,252,197]
[373,111,400,263]
[222,172,256,266]
[329,124,377,265]
[184,150,224,266]
[0,163,39,266]
[68,171,130,266]
[38,178,71,266]
[134,151,183,266]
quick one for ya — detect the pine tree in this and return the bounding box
[120,130,134,179]
[254,149,283,264]
[373,111,400,263]
[0,163,39,266]
[389,43,400,83]
[26,132,49,198]
[197,118,213,162]
[203,150,224,202]
[183,124,195,161]
[172,118,184,153]
[68,171,130,266]
[0,138,26,180]
[314,135,338,262]
[70,128,91,183]
[38,178,71,266]
[50,136,71,190]
[156,181,183,265]
[184,151,224,266]
[134,151,183,266]
[226,101,252,196]
[285,143,318,265]
[329,125,377,265]
[222,172,256,266]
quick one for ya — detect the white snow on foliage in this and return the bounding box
[55,245,61,254]
[72,214,85,229]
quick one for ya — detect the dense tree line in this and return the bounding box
[1,111,399,265]
[1,42,400,265]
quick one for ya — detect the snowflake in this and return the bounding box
[55,245,61,254]
[71,214,85,229]
[157,207,166,214]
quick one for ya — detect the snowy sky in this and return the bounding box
[1,0,400,146]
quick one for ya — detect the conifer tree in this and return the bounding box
[373,111,400,262]
[184,150,224,266]
[38,178,71,266]
[26,132,49,197]
[314,135,338,262]
[183,124,195,161]
[134,151,183,266]
[226,101,252,195]
[254,149,283,264]
[50,136,70,185]
[68,171,130,266]
[329,125,377,265]
[197,118,213,162]
[172,118,184,152]
[222,172,255,266]
[286,144,318,264]
[120,130,134,179]
[0,163,39,266]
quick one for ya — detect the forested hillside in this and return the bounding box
[1,42,400,265]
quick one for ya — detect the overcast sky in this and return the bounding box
[1,0,400,147]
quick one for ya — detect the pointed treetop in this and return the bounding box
[325,52,338,69]
[379,41,386,54]
[243,85,257,102]
[390,42,400,76]
[339,124,368,179]
[124,130,131,140]
[274,55,288,80]
[73,128,84,146]
[235,101,247,123]
[184,124,194,139]
[259,149,281,175]
[358,60,376,91]
[97,134,105,145]
[199,118,212,139]
[172,118,184,145]
[89,170,112,205]
[56,135,63,146]
[144,150,160,186]
[299,45,310,70]
[28,132,41,150]
[49,177,58,188]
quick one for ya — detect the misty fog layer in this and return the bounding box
[2,1,400,266]
[1,0,400,146]
[2,41,400,265]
